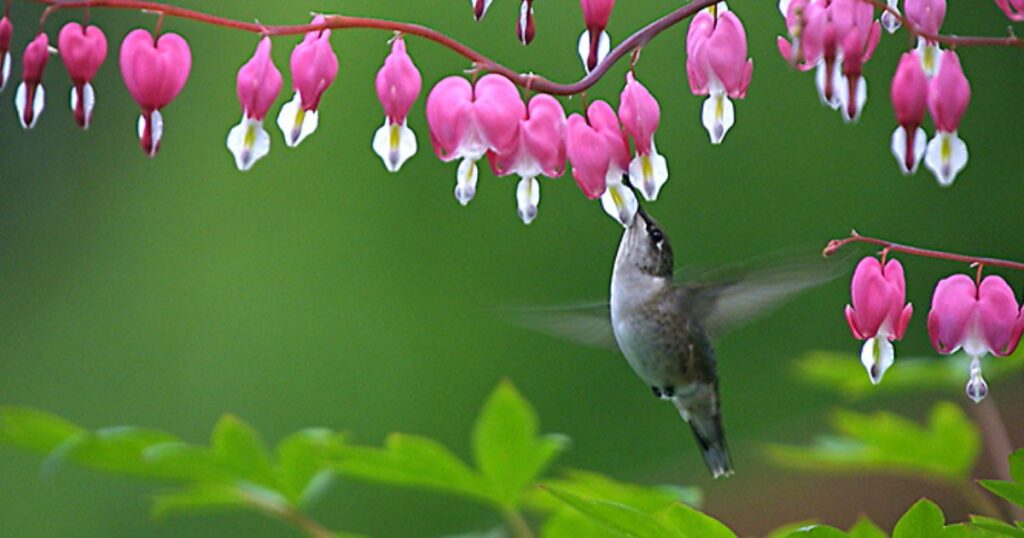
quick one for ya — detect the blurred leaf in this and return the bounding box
[0,407,84,452]
[781,525,848,537]
[43,426,180,478]
[892,499,945,538]
[543,486,678,538]
[472,380,570,507]
[767,522,823,538]
[151,484,248,520]
[656,502,736,538]
[769,517,887,538]
[793,351,1023,400]
[274,428,347,506]
[969,516,1024,537]
[848,517,887,538]
[210,415,274,486]
[335,433,497,505]
[530,469,700,513]
[1010,449,1024,483]
[542,509,624,538]
[766,402,979,481]
[979,480,1024,508]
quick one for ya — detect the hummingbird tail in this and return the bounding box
[685,411,734,479]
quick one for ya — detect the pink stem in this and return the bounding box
[824,231,1024,272]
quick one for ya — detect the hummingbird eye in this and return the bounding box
[649,227,664,244]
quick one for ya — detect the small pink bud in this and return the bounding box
[15,32,50,130]
[0,17,11,92]
[995,0,1024,21]
[517,0,536,46]
[905,0,946,35]
[277,16,339,148]
[58,22,108,128]
[844,256,913,384]
[227,37,283,171]
[578,0,615,73]
[890,52,929,174]
[373,37,422,173]
[119,29,192,157]
[924,50,970,185]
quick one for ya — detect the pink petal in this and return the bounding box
[890,51,928,128]
[927,51,970,132]
[977,276,1021,356]
[58,23,107,84]
[472,74,525,155]
[927,274,978,354]
[375,37,421,123]
[236,37,283,121]
[617,73,659,154]
[425,76,474,161]
[566,114,609,199]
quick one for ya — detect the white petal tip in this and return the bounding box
[701,94,735,145]
[860,337,895,385]
[373,119,418,173]
[227,116,272,171]
[15,82,45,130]
[925,131,968,187]
[578,29,611,74]
[455,158,479,206]
[277,93,319,148]
[516,177,540,225]
[628,152,668,202]
[600,182,638,227]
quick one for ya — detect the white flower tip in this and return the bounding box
[860,337,894,385]
[815,61,842,110]
[600,182,638,227]
[277,92,319,148]
[578,29,611,74]
[701,94,735,145]
[1,52,12,93]
[628,152,668,202]
[966,357,989,403]
[880,10,902,34]
[891,126,926,175]
[15,81,45,130]
[516,177,540,225]
[70,83,96,129]
[838,75,867,124]
[373,119,417,173]
[916,39,941,77]
[778,0,791,16]
[455,158,479,206]
[925,131,968,187]
[227,116,272,171]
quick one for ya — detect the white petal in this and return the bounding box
[578,29,611,74]
[924,131,968,187]
[471,0,494,19]
[916,38,942,78]
[372,118,418,173]
[860,336,895,385]
[627,150,668,202]
[837,74,867,123]
[880,0,902,33]
[600,182,638,227]
[1,52,10,93]
[815,60,841,110]
[890,125,926,175]
[966,356,989,403]
[778,0,791,16]
[227,115,272,171]
[277,92,319,148]
[701,93,735,145]
[706,1,729,15]
[137,110,164,158]
[516,176,540,225]
[15,82,45,129]
[70,82,97,129]
[455,158,479,206]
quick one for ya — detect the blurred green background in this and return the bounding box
[1,0,1022,536]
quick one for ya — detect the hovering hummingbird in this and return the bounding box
[515,207,840,478]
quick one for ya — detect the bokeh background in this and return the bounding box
[1,0,1023,536]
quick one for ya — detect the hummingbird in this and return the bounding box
[514,206,840,478]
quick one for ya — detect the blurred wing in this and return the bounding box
[682,253,850,338]
[500,302,617,351]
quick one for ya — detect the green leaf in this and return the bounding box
[656,502,736,538]
[979,480,1024,508]
[892,499,945,538]
[334,433,497,505]
[1009,449,1024,483]
[0,407,84,452]
[766,402,978,481]
[531,469,700,514]
[210,415,276,486]
[794,351,1023,400]
[472,381,569,506]
[151,484,248,520]
[766,522,823,538]
[43,426,180,478]
[781,525,848,538]
[848,517,887,538]
[274,428,346,506]
[969,516,1024,537]
[543,486,678,538]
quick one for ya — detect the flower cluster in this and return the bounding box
[845,255,1023,402]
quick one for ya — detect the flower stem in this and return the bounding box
[823,231,1024,272]
[503,508,535,538]
[243,492,337,538]
[969,395,1024,520]
[861,0,1024,48]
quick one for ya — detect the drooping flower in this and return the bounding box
[517,0,536,45]
[425,74,524,206]
[905,0,946,76]
[0,17,13,93]
[566,100,636,226]
[372,37,421,173]
[927,274,1023,402]
[578,0,614,73]
[119,29,191,157]
[277,16,339,148]
[890,51,928,175]
[15,33,50,130]
[924,50,970,186]
[845,256,914,384]
[472,0,494,20]
[488,94,566,224]
[994,0,1024,21]
[686,9,753,144]
[618,73,667,201]
[227,37,283,171]
[58,22,107,129]
[880,0,902,34]
[832,0,882,122]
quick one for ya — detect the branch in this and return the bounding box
[861,0,1024,48]
[31,0,722,96]
[823,231,1024,272]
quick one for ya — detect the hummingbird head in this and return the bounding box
[616,206,674,278]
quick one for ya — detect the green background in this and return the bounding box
[1,0,1022,536]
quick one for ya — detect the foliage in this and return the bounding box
[980,449,1024,511]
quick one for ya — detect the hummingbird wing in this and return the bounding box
[500,302,618,350]
[679,254,847,339]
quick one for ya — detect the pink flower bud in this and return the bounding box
[844,256,913,384]
[0,17,11,92]
[995,0,1024,21]
[905,0,946,35]
[373,37,422,173]
[924,51,970,186]
[890,52,929,174]
[517,0,536,46]
[15,32,50,130]
[578,0,614,73]
[119,29,191,157]
[227,37,283,171]
[277,16,339,148]
[58,22,107,128]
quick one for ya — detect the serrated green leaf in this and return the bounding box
[0,407,84,452]
[848,517,887,538]
[530,469,700,514]
[892,499,945,538]
[979,480,1024,508]
[334,433,497,505]
[969,516,1024,537]
[274,428,346,506]
[656,502,736,538]
[544,486,678,538]
[472,381,569,507]
[210,415,275,486]
[151,484,248,520]
[766,402,978,482]
[794,351,1023,400]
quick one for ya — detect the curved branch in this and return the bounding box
[823,231,1024,272]
[862,0,1024,48]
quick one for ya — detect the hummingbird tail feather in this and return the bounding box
[686,411,734,479]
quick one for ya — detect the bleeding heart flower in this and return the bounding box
[566,100,635,226]
[277,16,339,148]
[227,37,283,171]
[0,17,11,93]
[844,256,913,384]
[687,9,753,144]
[578,0,614,73]
[372,37,422,173]
[618,73,668,201]
[119,29,191,157]
[890,52,929,175]
[906,0,946,76]
[15,32,51,130]
[924,50,970,187]
[58,22,107,129]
